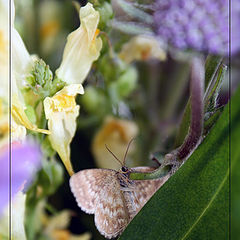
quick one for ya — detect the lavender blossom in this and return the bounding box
[0,141,42,215]
[153,0,240,55]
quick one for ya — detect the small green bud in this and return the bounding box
[25,59,66,99]
[98,55,119,83]
[115,66,138,98]
[81,86,108,114]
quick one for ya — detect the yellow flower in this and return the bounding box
[92,117,138,170]
[56,3,102,85]
[0,0,49,141]
[11,94,50,135]
[119,35,166,64]
[10,30,50,136]
[43,84,84,176]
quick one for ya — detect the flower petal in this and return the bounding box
[56,3,102,85]
[92,117,139,169]
[43,84,84,176]
[0,141,42,216]
[12,95,50,135]
[119,35,166,64]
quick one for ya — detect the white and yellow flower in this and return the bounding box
[119,35,166,64]
[43,84,84,176]
[92,117,138,170]
[56,3,102,85]
[0,0,49,143]
[44,3,102,175]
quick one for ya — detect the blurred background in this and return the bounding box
[11,0,240,239]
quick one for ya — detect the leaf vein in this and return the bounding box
[180,170,229,240]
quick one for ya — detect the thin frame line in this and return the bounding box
[8,0,12,239]
[228,0,232,239]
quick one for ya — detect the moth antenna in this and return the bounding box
[105,144,123,166]
[123,138,135,166]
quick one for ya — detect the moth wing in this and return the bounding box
[94,174,129,239]
[70,169,117,214]
[125,166,169,219]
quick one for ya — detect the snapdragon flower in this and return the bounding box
[92,117,138,170]
[44,3,102,175]
[119,35,166,63]
[0,0,49,140]
[56,3,102,85]
[44,84,84,176]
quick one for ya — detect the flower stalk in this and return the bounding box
[177,57,205,160]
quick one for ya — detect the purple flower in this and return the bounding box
[0,141,42,216]
[153,0,240,55]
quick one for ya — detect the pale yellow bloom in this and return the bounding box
[39,0,62,56]
[0,191,27,240]
[0,0,49,140]
[119,35,166,64]
[92,117,138,170]
[12,95,49,135]
[44,84,84,176]
[56,3,102,84]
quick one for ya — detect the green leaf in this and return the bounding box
[231,88,240,240]
[204,64,227,112]
[119,86,239,240]
[24,105,37,124]
[204,55,222,89]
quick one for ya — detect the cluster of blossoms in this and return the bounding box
[153,0,240,55]
[0,1,102,238]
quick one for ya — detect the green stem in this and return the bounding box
[174,55,223,148]
[177,57,204,160]
[129,165,170,180]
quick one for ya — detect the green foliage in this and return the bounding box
[81,54,137,119]
[110,66,138,99]
[205,64,227,113]
[24,105,37,124]
[81,86,110,115]
[96,2,113,30]
[231,88,240,240]
[119,85,239,240]
[41,136,56,157]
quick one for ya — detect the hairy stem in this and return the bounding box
[177,57,205,160]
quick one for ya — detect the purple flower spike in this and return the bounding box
[153,0,240,55]
[0,141,42,216]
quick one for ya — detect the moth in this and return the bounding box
[70,141,169,239]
